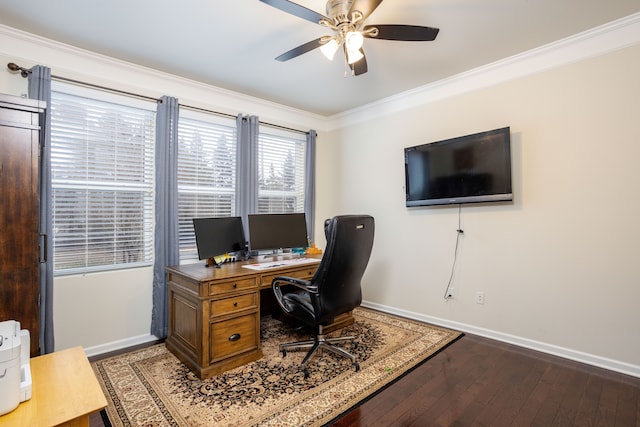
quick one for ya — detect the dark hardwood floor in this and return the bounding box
[332,334,640,427]
[90,333,640,427]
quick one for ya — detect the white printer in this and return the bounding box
[0,320,32,416]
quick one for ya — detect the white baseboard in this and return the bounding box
[361,300,640,379]
[82,303,640,379]
[83,333,159,358]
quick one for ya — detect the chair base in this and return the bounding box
[279,326,360,377]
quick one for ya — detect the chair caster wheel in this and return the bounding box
[353,362,360,372]
[303,369,309,379]
[281,350,287,357]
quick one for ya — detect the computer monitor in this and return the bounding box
[192,216,246,261]
[247,213,308,252]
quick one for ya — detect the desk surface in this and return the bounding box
[168,253,323,283]
[0,346,107,427]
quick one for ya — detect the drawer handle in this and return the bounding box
[233,302,238,307]
[228,333,241,342]
[233,283,237,288]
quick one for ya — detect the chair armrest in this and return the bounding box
[272,276,318,303]
[272,276,317,292]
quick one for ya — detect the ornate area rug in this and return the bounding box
[92,307,461,427]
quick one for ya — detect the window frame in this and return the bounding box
[256,125,308,215]
[50,81,157,275]
[176,108,238,263]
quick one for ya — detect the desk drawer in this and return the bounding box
[210,313,259,361]
[210,293,258,317]
[209,277,256,295]
[260,266,317,287]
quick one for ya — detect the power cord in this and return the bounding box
[444,205,463,300]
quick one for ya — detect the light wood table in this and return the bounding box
[0,346,107,427]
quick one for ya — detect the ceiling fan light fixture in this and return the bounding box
[345,30,364,51]
[262,0,440,76]
[346,48,364,64]
[320,38,340,60]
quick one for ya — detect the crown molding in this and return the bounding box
[328,12,640,131]
[2,12,639,133]
[0,24,330,132]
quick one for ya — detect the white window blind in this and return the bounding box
[177,112,237,262]
[50,83,156,274]
[257,128,307,214]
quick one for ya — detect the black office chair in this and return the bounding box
[271,215,375,377]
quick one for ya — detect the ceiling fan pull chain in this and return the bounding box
[343,61,352,77]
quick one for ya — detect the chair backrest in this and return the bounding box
[311,215,375,325]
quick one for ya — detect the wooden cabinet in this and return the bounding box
[0,93,45,357]
[167,266,263,379]
[166,256,336,379]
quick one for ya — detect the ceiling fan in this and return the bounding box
[259,0,440,76]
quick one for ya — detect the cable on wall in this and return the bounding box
[444,204,464,300]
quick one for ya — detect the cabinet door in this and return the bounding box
[0,104,40,356]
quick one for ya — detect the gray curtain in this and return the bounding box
[304,130,317,243]
[27,65,55,354]
[236,114,259,238]
[151,95,179,338]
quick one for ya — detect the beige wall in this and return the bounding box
[1,23,639,376]
[317,44,640,374]
[53,268,154,352]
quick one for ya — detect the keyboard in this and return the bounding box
[242,257,321,271]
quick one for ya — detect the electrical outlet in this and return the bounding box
[475,291,485,304]
[446,288,455,299]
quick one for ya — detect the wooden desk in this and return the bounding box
[0,346,107,427]
[166,254,353,379]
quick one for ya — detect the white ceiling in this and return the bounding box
[1,0,639,116]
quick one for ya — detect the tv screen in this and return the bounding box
[192,216,246,260]
[404,127,512,207]
[247,213,308,252]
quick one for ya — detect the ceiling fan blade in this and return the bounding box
[275,38,324,62]
[259,0,328,24]
[349,0,383,20]
[352,50,368,76]
[363,24,440,41]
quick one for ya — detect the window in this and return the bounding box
[177,111,237,262]
[50,82,156,274]
[50,82,312,270]
[257,127,307,214]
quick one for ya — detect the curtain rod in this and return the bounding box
[7,62,310,135]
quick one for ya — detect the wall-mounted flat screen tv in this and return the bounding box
[404,127,512,207]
